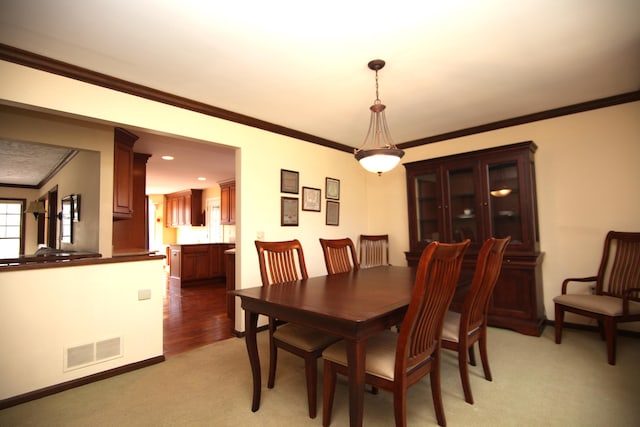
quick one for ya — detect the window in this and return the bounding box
[0,199,26,258]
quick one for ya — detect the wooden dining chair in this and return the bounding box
[322,239,470,427]
[319,237,359,274]
[441,236,510,404]
[554,231,640,365]
[359,234,390,268]
[254,239,339,418]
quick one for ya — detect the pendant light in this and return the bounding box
[354,59,404,175]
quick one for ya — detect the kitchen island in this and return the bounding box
[169,243,235,286]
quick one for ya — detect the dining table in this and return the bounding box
[232,265,416,427]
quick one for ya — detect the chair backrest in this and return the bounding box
[319,238,359,274]
[255,239,309,286]
[359,234,389,268]
[597,231,640,297]
[395,239,470,375]
[461,237,511,332]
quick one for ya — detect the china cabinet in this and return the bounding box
[404,141,544,336]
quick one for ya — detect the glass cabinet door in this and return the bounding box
[446,167,478,244]
[487,160,523,244]
[414,172,440,246]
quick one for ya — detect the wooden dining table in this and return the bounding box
[232,265,416,427]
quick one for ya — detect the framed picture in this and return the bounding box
[281,197,299,226]
[325,177,340,200]
[326,201,340,226]
[281,169,299,194]
[302,186,321,212]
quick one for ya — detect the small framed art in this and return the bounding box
[281,169,299,194]
[281,197,299,226]
[302,186,321,212]
[325,177,340,200]
[326,201,339,226]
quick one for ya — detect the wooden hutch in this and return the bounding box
[404,141,545,336]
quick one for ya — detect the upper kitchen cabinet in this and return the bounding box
[220,180,236,225]
[113,127,139,219]
[404,141,544,336]
[165,189,204,227]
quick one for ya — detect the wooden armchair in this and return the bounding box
[554,231,640,365]
[319,237,359,274]
[322,240,470,427]
[441,237,510,404]
[359,234,389,268]
[254,239,339,418]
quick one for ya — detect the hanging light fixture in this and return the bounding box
[354,59,404,175]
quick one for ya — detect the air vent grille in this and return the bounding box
[64,337,123,371]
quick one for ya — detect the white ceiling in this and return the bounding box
[1,0,639,193]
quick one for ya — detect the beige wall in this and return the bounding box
[0,59,638,399]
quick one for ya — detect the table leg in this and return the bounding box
[346,338,366,427]
[244,309,261,412]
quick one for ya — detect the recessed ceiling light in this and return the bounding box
[197,177,206,181]
[161,155,174,160]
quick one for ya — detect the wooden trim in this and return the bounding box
[0,355,165,410]
[0,253,165,272]
[0,43,351,153]
[398,91,640,149]
[544,319,640,338]
[2,43,639,152]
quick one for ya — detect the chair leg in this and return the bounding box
[554,304,564,344]
[267,340,278,388]
[603,317,617,366]
[322,360,337,427]
[304,356,318,418]
[430,354,447,427]
[478,328,492,382]
[458,341,474,404]
[393,385,408,427]
[468,345,477,366]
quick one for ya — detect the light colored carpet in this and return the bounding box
[1,326,639,426]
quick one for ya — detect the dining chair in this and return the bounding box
[554,231,640,365]
[441,236,510,404]
[322,239,470,427]
[359,234,390,268]
[254,239,339,418]
[319,237,359,274]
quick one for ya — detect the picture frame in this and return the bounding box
[281,197,299,226]
[302,186,321,212]
[326,201,340,226]
[325,177,340,200]
[280,169,299,194]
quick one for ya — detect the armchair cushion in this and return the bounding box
[273,323,339,352]
[553,294,640,317]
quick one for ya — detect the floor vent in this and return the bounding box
[64,337,123,371]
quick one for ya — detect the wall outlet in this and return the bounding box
[138,289,151,300]
[256,231,264,240]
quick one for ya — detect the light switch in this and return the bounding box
[138,289,151,300]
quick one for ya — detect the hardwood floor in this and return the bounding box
[163,276,233,357]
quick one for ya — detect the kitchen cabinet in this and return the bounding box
[404,141,544,336]
[113,127,139,219]
[165,189,204,227]
[169,243,235,286]
[220,180,236,225]
[224,248,236,321]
